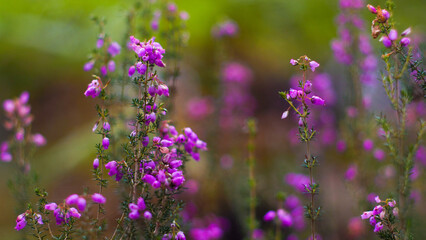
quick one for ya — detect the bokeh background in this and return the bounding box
[0,0,425,239]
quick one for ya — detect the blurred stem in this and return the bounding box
[247,119,257,239]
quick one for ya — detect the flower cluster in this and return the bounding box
[3,92,46,147]
[15,211,43,231]
[366,4,411,48]
[360,196,398,234]
[0,142,12,162]
[281,58,325,117]
[129,124,206,191]
[190,217,225,240]
[211,20,239,38]
[128,36,166,75]
[128,197,152,220]
[220,62,255,129]
[105,160,123,181]
[151,2,189,31]
[263,195,305,231]
[83,35,121,76]
[42,193,106,225]
[84,78,103,98]
[331,0,378,84]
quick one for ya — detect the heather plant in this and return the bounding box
[359,2,426,239]
[2,92,46,214]
[279,56,325,240]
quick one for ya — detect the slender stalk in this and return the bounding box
[301,70,316,240]
[247,119,257,239]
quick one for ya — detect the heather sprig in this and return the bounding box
[366,2,426,236]
[2,92,46,216]
[279,55,324,240]
[360,196,401,240]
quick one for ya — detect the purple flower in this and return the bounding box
[136,62,147,75]
[176,231,186,240]
[373,149,385,161]
[35,214,43,225]
[66,194,79,205]
[388,200,396,207]
[3,99,15,113]
[369,216,377,226]
[137,197,146,210]
[103,122,111,131]
[367,4,377,14]
[345,164,357,181]
[382,9,390,20]
[304,80,312,94]
[388,29,398,41]
[96,37,104,48]
[69,207,81,218]
[380,36,392,48]
[102,137,110,150]
[285,173,311,192]
[143,211,152,220]
[373,205,383,215]
[93,158,99,169]
[45,203,58,211]
[32,133,46,147]
[400,37,411,47]
[363,139,374,151]
[15,214,27,231]
[374,196,381,203]
[374,222,383,232]
[277,209,293,227]
[128,66,136,77]
[83,61,95,72]
[129,210,140,220]
[290,59,298,66]
[263,210,276,221]
[401,28,411,36]
[77,197,86,211]
[108,42,121,56]
[84,79,102,98]
[309,61,320,72]
[16,129,24,141]
[180,11,189,21]
[1,152,12,162]
[336,140,346,152]
[108,60,116,72]
[361,211,373,219]
[311,96,325,105]
[92,193,106,204]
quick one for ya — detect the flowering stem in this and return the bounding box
[301,70,316,240]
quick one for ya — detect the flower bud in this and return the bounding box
[388,29,398,41]
[311,96,325,105]
[380,36,392,48]
[304,80,312,94]
[92,193,106,204]
[400,37,410,47]
[382,9,390,20]
[366,4,377,14]
[102,137,110,150]
[128,66,136,77]
[93,158,99,169]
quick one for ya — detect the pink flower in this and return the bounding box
[92,193,106,204]
[263,211,276,221]
[373,222,383,232]
[361,211,373,220]
[32,133,46,147]
[309,61,320,72]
